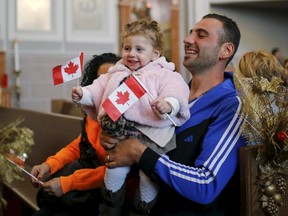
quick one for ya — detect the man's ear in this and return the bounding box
[219,42,234,59]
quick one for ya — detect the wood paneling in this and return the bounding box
[118,0,180,71]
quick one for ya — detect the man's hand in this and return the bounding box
[104,137,147,168]
[100,130,125,150]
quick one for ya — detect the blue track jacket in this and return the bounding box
[139,72,245,215]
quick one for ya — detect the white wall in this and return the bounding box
[179,0,210,81]
[210,5,288,64]
[0,0,119,112]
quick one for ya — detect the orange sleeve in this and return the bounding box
[45,135,81,175]
[46,117,107,193]
[60,166,106,193]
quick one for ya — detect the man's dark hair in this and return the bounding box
[80,53,120,87]
[203,13,241,66]
[271,47,280,56]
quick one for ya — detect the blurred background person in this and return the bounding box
[284,58,288,85]
[271,47,285,66]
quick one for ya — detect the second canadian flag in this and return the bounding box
[102,75,147,121]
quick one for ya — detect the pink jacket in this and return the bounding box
[81,56,190,127]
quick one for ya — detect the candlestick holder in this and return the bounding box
[14,70,21,107]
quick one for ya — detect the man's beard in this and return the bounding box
[186,46,221,74]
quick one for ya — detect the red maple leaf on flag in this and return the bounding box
[116,91,130,105]
[64,61,79,75]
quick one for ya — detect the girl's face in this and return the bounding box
[121,35,160,71]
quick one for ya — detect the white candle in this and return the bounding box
[14,39,20,72]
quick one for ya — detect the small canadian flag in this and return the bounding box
[52,52,84,85]
[102,75,147,122]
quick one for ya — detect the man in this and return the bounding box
[101,13,245,215]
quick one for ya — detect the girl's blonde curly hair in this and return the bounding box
[120,19,164,54]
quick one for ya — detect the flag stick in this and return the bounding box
[76,77,80,87]
[7,158,44,185]
[132,74,177,126]
[77,51,83,87]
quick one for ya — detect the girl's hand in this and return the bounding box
[71,87,83,103]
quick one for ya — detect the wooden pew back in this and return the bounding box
[0,106,82,166]
[0,106,82,214]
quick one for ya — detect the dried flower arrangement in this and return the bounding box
[0,118,34,184]
[235,75,288,216]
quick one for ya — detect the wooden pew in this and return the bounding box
[239,145,288,216]
[51,99,83,117]
[0,106,82,216]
